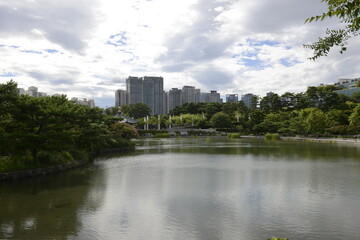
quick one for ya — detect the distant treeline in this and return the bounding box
[0,81,138,173]
[123,85,360,136]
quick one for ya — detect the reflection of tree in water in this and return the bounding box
[0,166,106,239]
[136,138,360,162]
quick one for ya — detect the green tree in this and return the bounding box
[349,104,360,126]
[121,103,151,119]
[304,0,360,60]
[326,109,349,127]
[301,108,327,135]
[350,91,360,103]
[210,112,232,129]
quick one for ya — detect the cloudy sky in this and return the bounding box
[0,0,359,107]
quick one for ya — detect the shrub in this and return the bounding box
[154,132,169,138]
[227,133,241,139]
[110,123,139,139]
[265,133,281,141]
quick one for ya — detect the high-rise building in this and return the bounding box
[226,94,238,103]
[163,91,168,115]
[25,86,38,97]
[142,76,164,115]
[195,89,201,103]
[241,93,255,108]
[200,92,209,103]
[168,88,183,112]
[115,90,128,108]
[122,76,164,115]
[209,90,221,103]
[126,76,143,104]
[182,86,196,104]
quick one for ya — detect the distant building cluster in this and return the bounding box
[17,86,96,108]
[17,86,47,97]
[115,76,258,115]
[334,77,360,97]
[334,77,360,89]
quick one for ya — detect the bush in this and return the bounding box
[110,123,139,139]
[265,133,281,141]
[154,132,169,138]
[227,133,241,139]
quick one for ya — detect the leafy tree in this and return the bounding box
[222,102,237,116]
[250,95,259,110]
[350,91,360,103]
[301,108,327,135]
[121,103,151,119]
[326,109,350,127]
[210,112,232,129]
[349,104,360,126]
[304,0,360,60]
[110,123,139,140]
[247,109,265,133]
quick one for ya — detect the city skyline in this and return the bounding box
[0,0,360,108]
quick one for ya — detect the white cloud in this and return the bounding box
[0,0,359,107]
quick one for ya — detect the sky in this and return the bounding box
[0,0,359,108]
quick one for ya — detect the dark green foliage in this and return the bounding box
[265,133,281,141]
[110,123,139,140]
[210,112,232,129]
[154,132,169,138]
[121,103,151,119]
[351,91,360,103]
[0,81,135,173]
[227,133,241,139]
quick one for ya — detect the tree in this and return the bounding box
[304,0,360,60]
[210,112,232,129]
[300,108,327,135]
[121,103,151,119]
[349,104,360,126]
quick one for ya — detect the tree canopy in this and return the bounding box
[304,0,360,60]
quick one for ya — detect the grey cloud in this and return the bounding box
[97,77,126,86]
[244,0,327,33]
[26,69,80,86]
[0,0,99,53]
[157,0,234,72]
[193,68,233,90]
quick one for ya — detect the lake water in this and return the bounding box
[1,138,360,240]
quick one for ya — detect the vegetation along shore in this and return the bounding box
[0,81,138,177]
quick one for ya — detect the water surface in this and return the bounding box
[1,138,360,240]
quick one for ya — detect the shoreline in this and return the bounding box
[240,135,360,144]
[0,146,135,181]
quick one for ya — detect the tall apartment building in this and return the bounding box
[126,76,143,104]
[200,92,209,103]
[209,90,221,103]
[124,76,164,115]
[115,90,128,108]
[182,86,196,104]
[241,93,255,108]
[168,88,183,113]
[226,94,238,103]
[142,76,164,115]
[195,89,201,103]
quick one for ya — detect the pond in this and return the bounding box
[1,138,360,240]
